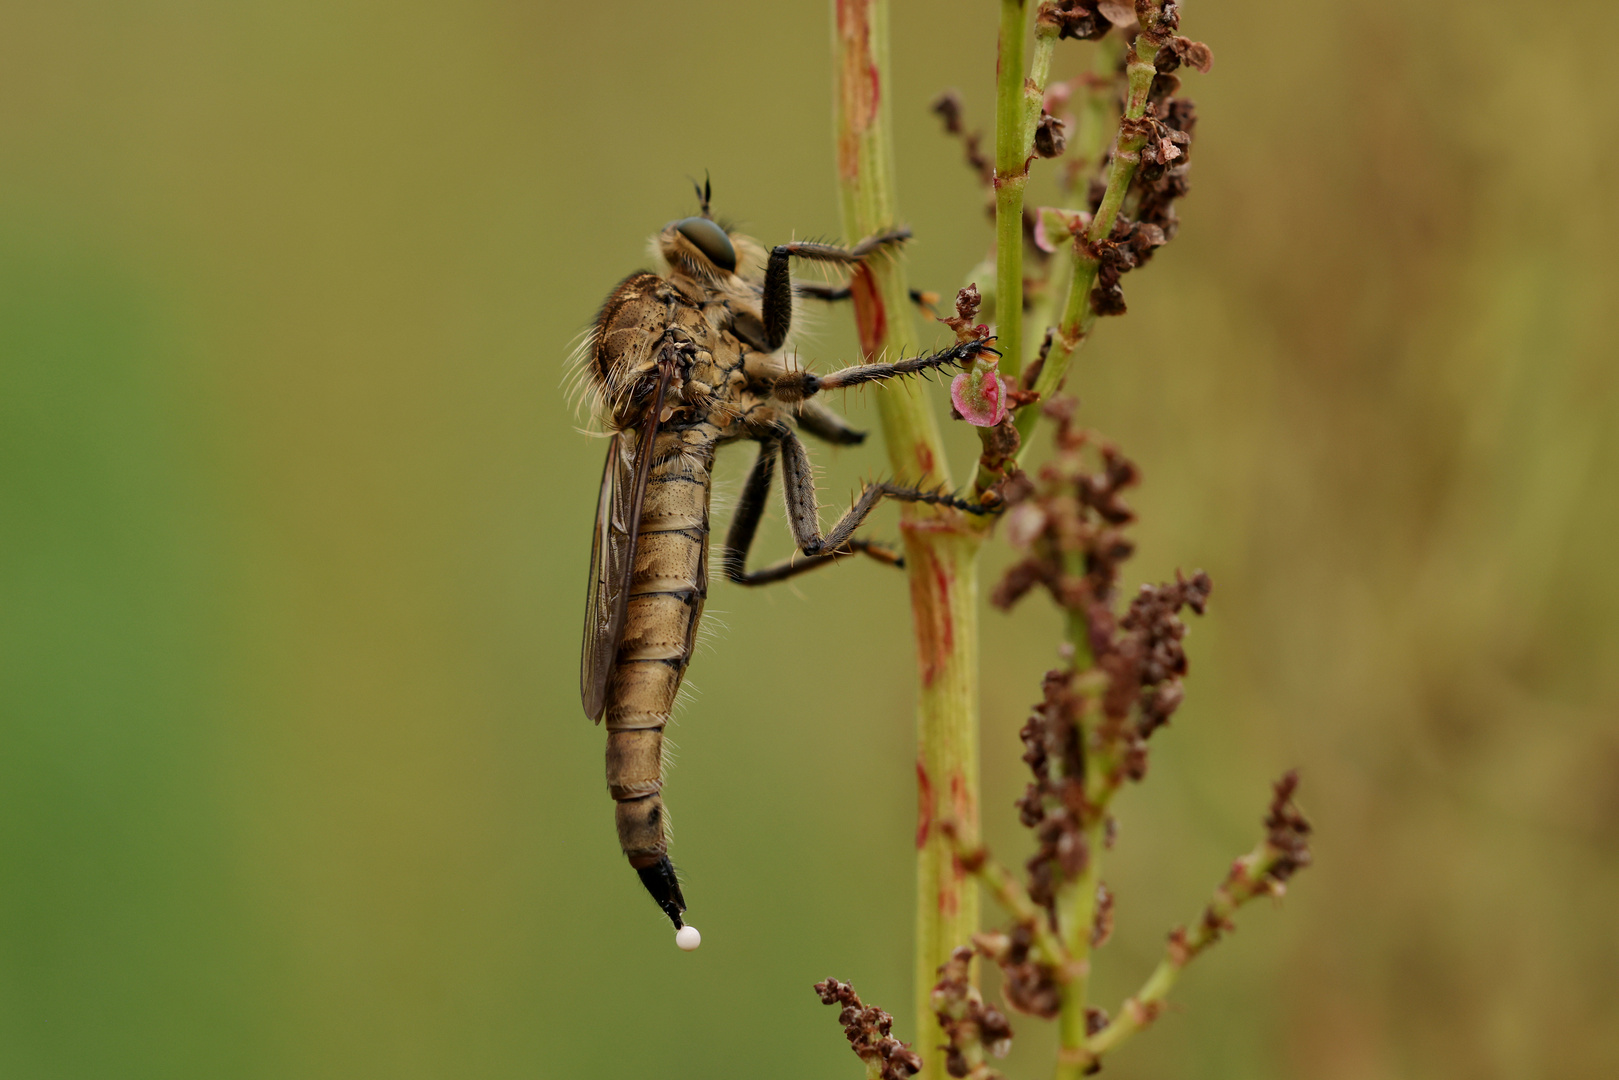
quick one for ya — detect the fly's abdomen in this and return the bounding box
[605,440,712,868]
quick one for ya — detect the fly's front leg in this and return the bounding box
[776,429,993,558]
[795,281,940,312]
[772,339,997,403]
[761,228,912,351]
[722,438,902,586]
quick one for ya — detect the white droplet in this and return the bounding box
[675,925,702,951]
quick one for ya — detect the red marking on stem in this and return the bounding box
[849,264,886,357]
[916,759,933,849]
[946,773,974,904]
[902,517,970,536]
[906,548,956,687]
[916,441,936,477]
[939,879,959,916]
[950,771,970,823]
[835,0,881,182]
[933,559,956,655]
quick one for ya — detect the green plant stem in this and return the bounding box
[992,0,1032,386]
[972,5,1062,496]
[1052,821,1103,1079]
[1014,23,1166,456]
[1051,583,1104,1080]
[832,3,981,1072]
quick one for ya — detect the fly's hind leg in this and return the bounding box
[761,228,911,350]
[721,438,903,586]
[774,429,993,557]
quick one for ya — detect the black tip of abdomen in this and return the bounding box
[635,856,688,928]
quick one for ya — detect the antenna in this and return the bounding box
[690,172,713,217]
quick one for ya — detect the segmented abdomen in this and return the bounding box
[605,433,714,866]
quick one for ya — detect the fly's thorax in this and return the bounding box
[592,268,761,433]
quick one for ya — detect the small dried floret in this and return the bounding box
[1040,0,1112,42]
[1091,881,1115,947]
[1263,770,1313,883]
[933,948,1014,1078]
[1034,112,1069,158]
[1154,35,1213,74]
[991,558,1047,610]
[940,284,988,341]
[984,924,1064,1018]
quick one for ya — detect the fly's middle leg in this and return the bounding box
[721,438,902,586]
[773,429,993,556]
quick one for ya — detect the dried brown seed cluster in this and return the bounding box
[815,978,924,1080]
[1015,667,1091,918]
[993,404,1209,753]
[991,398,1140,615]
[1103,570,1213,749]
[973,927,1063,1019]
[1083,27,1208,318]
[988,400,1212,922]
[932,947,1014,1079]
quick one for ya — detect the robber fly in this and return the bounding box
[577,181,993,941]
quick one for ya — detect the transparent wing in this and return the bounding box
[581,433,628,719]
[580,359,675,720]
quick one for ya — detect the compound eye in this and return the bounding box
[674,217,737,273]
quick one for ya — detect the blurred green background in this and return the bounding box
[2,1,1616,1077]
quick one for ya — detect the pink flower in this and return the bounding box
[951,364,1009,427]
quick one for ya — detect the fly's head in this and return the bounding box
[658,216,740,288]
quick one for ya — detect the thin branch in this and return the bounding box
[942,821,1069,968]
[1015,5,1174,455]
[1021,35,1126,373]
[1079,773,1313,1069]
